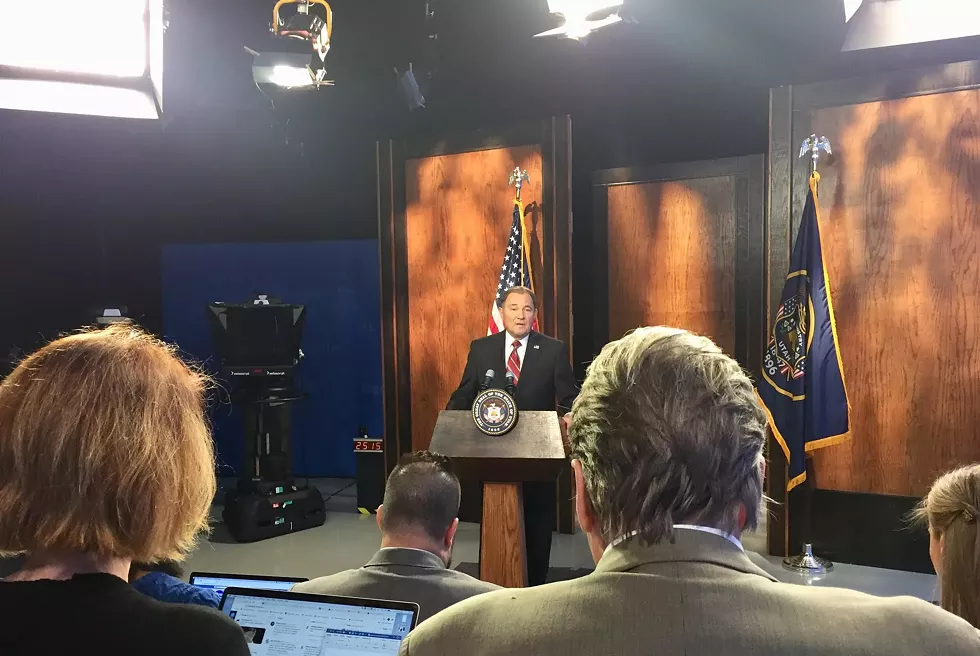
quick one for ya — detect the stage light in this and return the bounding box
[843,0,865,22]
[273,0,332,64]
[272,65,315,88]
[255,0,333,90]
[535,0,624,40]
[248,48,333,90]
[843,0,980,51]
[0,0,163,119]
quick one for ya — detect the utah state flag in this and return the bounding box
[757,173,850,491]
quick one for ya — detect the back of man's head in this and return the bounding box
[570,326,767,546]
[380,451,460,544]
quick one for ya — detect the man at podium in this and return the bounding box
[447,286,578,585]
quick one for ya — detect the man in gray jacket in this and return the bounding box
[400,327,980,655]
[293,451,497,621]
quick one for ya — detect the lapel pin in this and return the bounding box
[533,345,540,349]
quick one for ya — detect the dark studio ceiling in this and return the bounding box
[159,0,853,126]
[157,0,980,134]
[6,0,978,151]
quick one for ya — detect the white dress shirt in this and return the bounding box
[504,332,530,370]
[602,525,744,558]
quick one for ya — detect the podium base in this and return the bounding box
[479,482,527,587]
[782,543,834,573]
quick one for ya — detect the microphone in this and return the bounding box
[480,369,495,391]
[505,370,516,395]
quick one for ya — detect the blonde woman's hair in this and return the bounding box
[0,324,216,562]
[912,464,980,628]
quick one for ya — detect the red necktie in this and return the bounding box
[508,340,522,384]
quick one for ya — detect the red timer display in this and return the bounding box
[353,439,383,453]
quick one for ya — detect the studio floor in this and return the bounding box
[184,479,940,603]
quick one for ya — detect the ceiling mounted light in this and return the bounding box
[273,0,332,64]
[0,0,164,119]
[535,0,624,40]
[255,0,333,89]
[248,49,333,90]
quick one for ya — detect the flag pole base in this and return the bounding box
[782,543,834,573]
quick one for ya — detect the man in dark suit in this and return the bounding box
[292,451,497,622]
[447,286,578,586]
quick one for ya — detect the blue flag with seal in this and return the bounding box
[757,172,850,491]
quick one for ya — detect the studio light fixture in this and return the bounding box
[253,0,333,88]
[0,0,164,119]
[248,49,332,90]
[842,0,980,51]
[535,0,624,40]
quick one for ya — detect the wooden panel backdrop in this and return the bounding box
[606,177,737,351]
[593,156,765,372]
[769,60,980,569]
[809,90,980,496]
[405,146,543,451]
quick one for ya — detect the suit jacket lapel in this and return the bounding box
[492,331,508,387]
[519,331,541,384]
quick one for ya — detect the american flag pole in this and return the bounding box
[487,168,536,335]
[509,167,531,288]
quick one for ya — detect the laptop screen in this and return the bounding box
[221,589,418,655]
[189,573,306,597]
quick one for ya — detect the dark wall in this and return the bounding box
[0,115,376,354]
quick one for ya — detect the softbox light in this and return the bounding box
[843,0,980,51]
[0,0,164,119]
[843,0,865,23]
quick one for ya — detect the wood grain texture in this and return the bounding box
[607,177,737,353]
[405,146,543,451]
[808,89,980,496]
[480,482,527,587]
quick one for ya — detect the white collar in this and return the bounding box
[505,332,530,346]
[377,547,436,556]
[603,525,744,557]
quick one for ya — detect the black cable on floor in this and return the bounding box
[323,481,355,502]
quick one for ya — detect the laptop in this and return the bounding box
[220,588,419,655]
[188,572,308,597]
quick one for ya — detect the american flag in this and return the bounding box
[488,199,539,335]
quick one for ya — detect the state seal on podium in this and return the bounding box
[472,388,518,436]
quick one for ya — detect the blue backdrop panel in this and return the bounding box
[161,240,381,478]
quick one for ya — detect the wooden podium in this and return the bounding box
[429,410,568,588]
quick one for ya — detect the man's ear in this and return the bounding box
[572,460,597,534]
[376,505,384,531]
[444,518,459,548]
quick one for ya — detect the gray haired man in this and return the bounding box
[400,327,980,656]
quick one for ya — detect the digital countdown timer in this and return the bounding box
[353,439,383,453]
